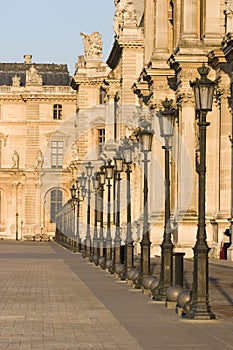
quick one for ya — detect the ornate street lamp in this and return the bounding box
[92,171,99,259]
[155,97,176,300]
[112,149,124,272]
[104,159,114,262]
[136,120,154,283]
[84,161,94,258]
[187,63,216,320]
[70,180,86,252]
[70,184,77,251]
[97,165,106,263]
[121,137,134,278]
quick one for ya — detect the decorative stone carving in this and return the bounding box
[71,141,79,161]
[35,149,44,169]
[12,150,19,168]
[80,32,102,59]
[114,0,137,36]
[77,55,85,68]
[225,1,233,32]
[26,65,42,86]
[12,75,21,87]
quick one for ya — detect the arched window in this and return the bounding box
[53,104,62,120]
[50,189,63,223]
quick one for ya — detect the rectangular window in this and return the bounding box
[99,87,106,105]
[98,129,105,156]
[53,104,62,120]
[50,189,63,222]
[51,141,63,168]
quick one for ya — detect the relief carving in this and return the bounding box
[26,65,42,86]
[12,75,21,87]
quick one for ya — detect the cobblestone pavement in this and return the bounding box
[0,241,233,350]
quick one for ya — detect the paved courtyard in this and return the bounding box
[0,241,232,350]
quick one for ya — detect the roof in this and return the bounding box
[0,62,71,86]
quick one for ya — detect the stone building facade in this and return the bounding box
[74,0,233,259]
[1,0,233,261]
[0,55,77,239]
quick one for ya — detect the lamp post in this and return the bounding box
[79,171,87,253]
[98,165,106,262]
[121,138,134,278]
[187,63,216,320]
[113,150,124,270]
[70,184,78,251]
[137,121,154,282]
[227,97,233,258]
[84,161,94,258]
[105,159,114,262]
[92,172,99,259]
[70,178,86,252]
[155,98,176,300]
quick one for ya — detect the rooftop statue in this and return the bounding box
[80,32,102,59]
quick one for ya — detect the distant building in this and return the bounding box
[0,54,77,239]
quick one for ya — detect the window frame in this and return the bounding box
[53,104,62,120]
[51,140,63,168]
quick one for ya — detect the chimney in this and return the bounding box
[24,55,32,64]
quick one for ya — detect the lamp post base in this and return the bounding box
[185,302,216,320]
[154,241,173,301]
[185,243,216,320]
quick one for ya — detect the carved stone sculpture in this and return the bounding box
[26,65,43,85]
[114,0,137,36]
[80,32,102,59]
[12,150,19,168]
[12,75,21,87]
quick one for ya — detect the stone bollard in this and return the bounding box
[176,289,191,315]
[166,285,183,309]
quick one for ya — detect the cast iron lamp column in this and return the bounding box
[121,138,134,277]
[70,184,78,251]
[155,98,176,300]
[105,159,114,262]
[84,161,94,258]
[92,172,99,259]
[98,165,106,261]
[137,121,154,282]
[113,150,124,270]
[70,179,86,252]
[228,97,233,253]
[187,64,216,320]
[79,172,87,253]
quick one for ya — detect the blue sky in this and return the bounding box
[0,0,115,74]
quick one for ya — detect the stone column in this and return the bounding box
[106,89,117,142]
[218,86,231,217]
[176,89,197,219]
[152,0,169,59]
[144,0,155,64]
[203,0,223,44]
[179,0,198,44]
